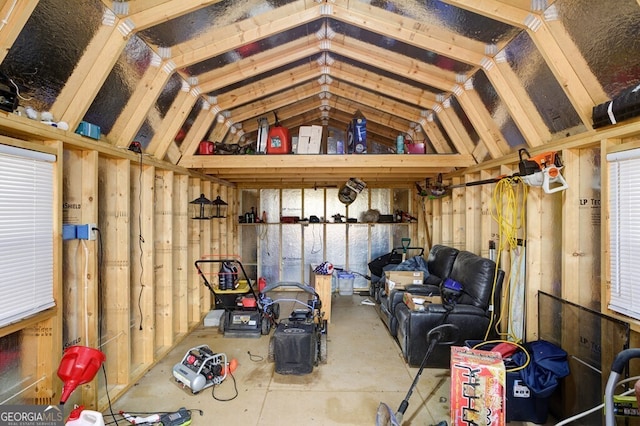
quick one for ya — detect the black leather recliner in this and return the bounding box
[377,245,459,336]
[395,250,504,368]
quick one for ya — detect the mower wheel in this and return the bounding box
[273,302,280,320]
[267,336,275,362]
[319,333,328,364]
[218,313,226,334]
[261,316,270,335]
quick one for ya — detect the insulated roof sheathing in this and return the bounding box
[0,0,639,186]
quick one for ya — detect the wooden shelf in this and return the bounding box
[178,153,476,187]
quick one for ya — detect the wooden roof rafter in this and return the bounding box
[443,0,607,128]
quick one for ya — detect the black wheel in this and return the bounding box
[273,302,280,320]
[319,333,328,364]
[261,316,270,335]
[218,313,226,334]
[313,336,319,366]
[267,336,275,362]
[321,319,328,334]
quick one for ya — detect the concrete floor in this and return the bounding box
[109,293,545,425]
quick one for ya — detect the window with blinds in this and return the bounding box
[0,144,56,328]
[608,148,640,320]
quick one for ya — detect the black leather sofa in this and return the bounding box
[375,244,459,336]
[395,250,504,368]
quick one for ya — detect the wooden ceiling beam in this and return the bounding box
[433,106,474,156]
[328,37,457,93]
[213,64,320,109]
[484,59,551,146]
[0,0,38,64]
[455,87,509,159]
[170,0,321,67]
[108,63,174,147]
[329,63,439,105]
[180,103,216,157]
[419,116,454,154]
[439,0,531,27]
[125,0,226,30]
[445,0,606,128]
[196,36,320,93]
[51,23,131,129]
[330,0,487,66]
[147,87,199,160]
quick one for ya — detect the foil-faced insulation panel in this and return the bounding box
[505,31,584,137]
[473,70,527,149]
[366,0,520,46]
[84,35,154,135]
[0,0,103,113]
[183,21,321,78]
[556,0,640,99]
[137,0,298,47]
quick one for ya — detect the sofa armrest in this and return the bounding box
[417,302,486,317]
[423,275,443,286]
[403,284,440,295]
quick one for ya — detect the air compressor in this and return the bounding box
[265,111,291,154]
[172,345,235,394]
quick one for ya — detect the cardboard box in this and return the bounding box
[402,292,441,311]
[384,270,424,293]
[451,346,506,426]
[296,125,323,154]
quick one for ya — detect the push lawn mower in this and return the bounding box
[262,281,328,375]
[194,258,280,338]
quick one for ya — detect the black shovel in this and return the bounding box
[376,324,460,425]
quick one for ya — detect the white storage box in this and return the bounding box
[297,125,323,154]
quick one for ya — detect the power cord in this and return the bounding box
[134,149,145,331]
[103,408,204,425]
[211,372,238,402]
[553,375,640,425]
[102,364,119,425]
[247,351,263,362]
[94,227,103,347]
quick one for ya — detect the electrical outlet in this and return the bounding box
[77,223,97,240]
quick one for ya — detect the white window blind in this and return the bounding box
[608,148,640,320]
[0,144,56,328]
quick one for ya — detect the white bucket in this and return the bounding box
[66,410,105,426]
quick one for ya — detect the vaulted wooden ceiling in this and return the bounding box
[1,0,636,187]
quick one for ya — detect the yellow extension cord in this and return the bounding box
[484,177,528,345]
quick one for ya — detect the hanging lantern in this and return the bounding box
[190,193,213,219]
[211,195,228,218]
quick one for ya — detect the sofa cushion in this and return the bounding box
[425,244,459,285]
[447,250,497,310]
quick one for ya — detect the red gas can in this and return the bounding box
[266,126,291,154]
[266,112,291,154]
